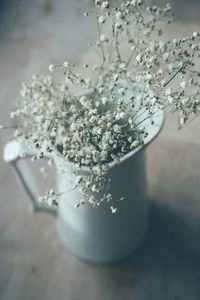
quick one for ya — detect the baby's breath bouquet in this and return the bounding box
[4,0,200,212]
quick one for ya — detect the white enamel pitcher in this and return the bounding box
[3,109,164,263]
[3,81,164,263]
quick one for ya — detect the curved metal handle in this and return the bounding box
[3,140,57,217]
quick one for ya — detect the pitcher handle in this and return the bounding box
[3,140,57,217]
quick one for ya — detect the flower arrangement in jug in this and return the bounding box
[2,0,200,212]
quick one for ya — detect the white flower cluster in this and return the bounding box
[38,189,58,206]
[8,0,200,210]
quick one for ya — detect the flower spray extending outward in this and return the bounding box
[2,0,200,212]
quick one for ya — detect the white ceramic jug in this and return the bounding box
[3,107,164,263]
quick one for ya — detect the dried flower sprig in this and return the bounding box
[6,0,200,210]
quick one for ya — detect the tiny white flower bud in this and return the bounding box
[63,61,69,68]
[10,112,16,119]
[110,206,117,213]
[165,88,172,96]
[131,45,136,51]
[159,41,165,49]
[180,117,185,125]
[113,74,119,81]
[38,196,43,203]
[48,64,54,72]
[181,98,188,105]
[75,176,83,185]
[91,185,97,192]
[98,15,106,24]
[193,32,199,38]
[118,87,126,95]
[136,54,142,63]
[49,189,54,195]
[115,12,122,20]
[48,159,53,166]
[101,1,109,9]
[113,124,120,133]
[116,112,125,120]
[180,81,187,89]
[100,34,108,42]
[119,62,126,69]
[163,53,169,60]
[47,198,54,206]
[131,140,139,148]
[102,97,108,105]
[168,96,173,104]
[79,96,87,105]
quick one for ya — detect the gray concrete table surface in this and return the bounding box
[1,1,200,299]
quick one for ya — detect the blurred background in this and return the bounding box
[1,0,200,299]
